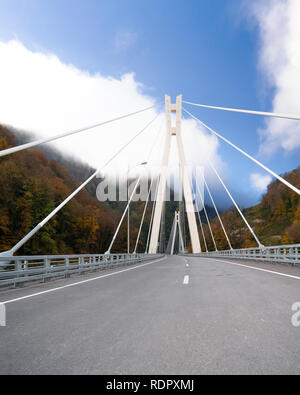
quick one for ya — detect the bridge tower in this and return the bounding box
[149,95,201,254]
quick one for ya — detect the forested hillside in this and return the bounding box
[203,167,300,250]
[1,125,299,255]
[0,125,150,255]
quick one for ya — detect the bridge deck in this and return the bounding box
[0,255,299,375]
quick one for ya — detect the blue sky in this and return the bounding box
[0,0,299,208]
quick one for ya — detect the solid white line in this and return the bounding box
[0,303,6,326]
[183,275,189,285]
[208,258,300,280]
[1,257,166,305]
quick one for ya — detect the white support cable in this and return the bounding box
[207,158,263,248]
[0,104,158,158]
[0,114,160,257]
[183,100,300,121]
[131,118,164,253]
[166,212,177,255]
[126,161,149,254]
[144,119,166,254]
[145,177,160,253]
[183,108,300,197]
[195,197,208,253]
[196,183,218,251]
[112,117,164,255]
[133,122,164,253]
[106,176,142,254]
[133,180,153,254]
[204,177,233,250]
[171,212,178,256]
[146,116,165,162]
[145,203,155,253]
[177,214,185,254]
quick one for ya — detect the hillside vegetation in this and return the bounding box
[0,125,148,255]
[0,125,299,255]
[202,167,300,250]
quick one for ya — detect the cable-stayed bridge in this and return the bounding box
[0,95,300,375]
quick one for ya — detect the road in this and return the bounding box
[0,255,299,375]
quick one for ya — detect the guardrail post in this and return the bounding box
[16,260,22,271]
[107,255,112,269]
[44,258,51,282]
[65,257,70,278]
[79,256,84,274]
[44,258,50,268]
[15,260,22,288]
[289,248,293,266]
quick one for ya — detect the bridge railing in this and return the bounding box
[0,253,163,288]
[198,244,300,266]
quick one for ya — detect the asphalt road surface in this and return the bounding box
[0,255,299,375]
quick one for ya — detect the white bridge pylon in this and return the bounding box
[149,95,201,254]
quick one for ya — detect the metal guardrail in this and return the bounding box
[0,253,163,288]
[195,244,300,266]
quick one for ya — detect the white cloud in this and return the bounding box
[249,0,300,155]
[0,39,225,187]
[250,172,272,192]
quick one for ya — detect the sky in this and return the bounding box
[0,0,299,209]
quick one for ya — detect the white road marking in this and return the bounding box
[0,257,167,305]
[186,264,189,268]
[0,303,6,326]
[183,275,189,285]
[209,258,300,280]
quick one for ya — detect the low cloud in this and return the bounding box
[0,39,228,203]
[250,172,272,192]
[248,0,300,155]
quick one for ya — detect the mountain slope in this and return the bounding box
[205,167,300,250]
[0,125,127,255]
